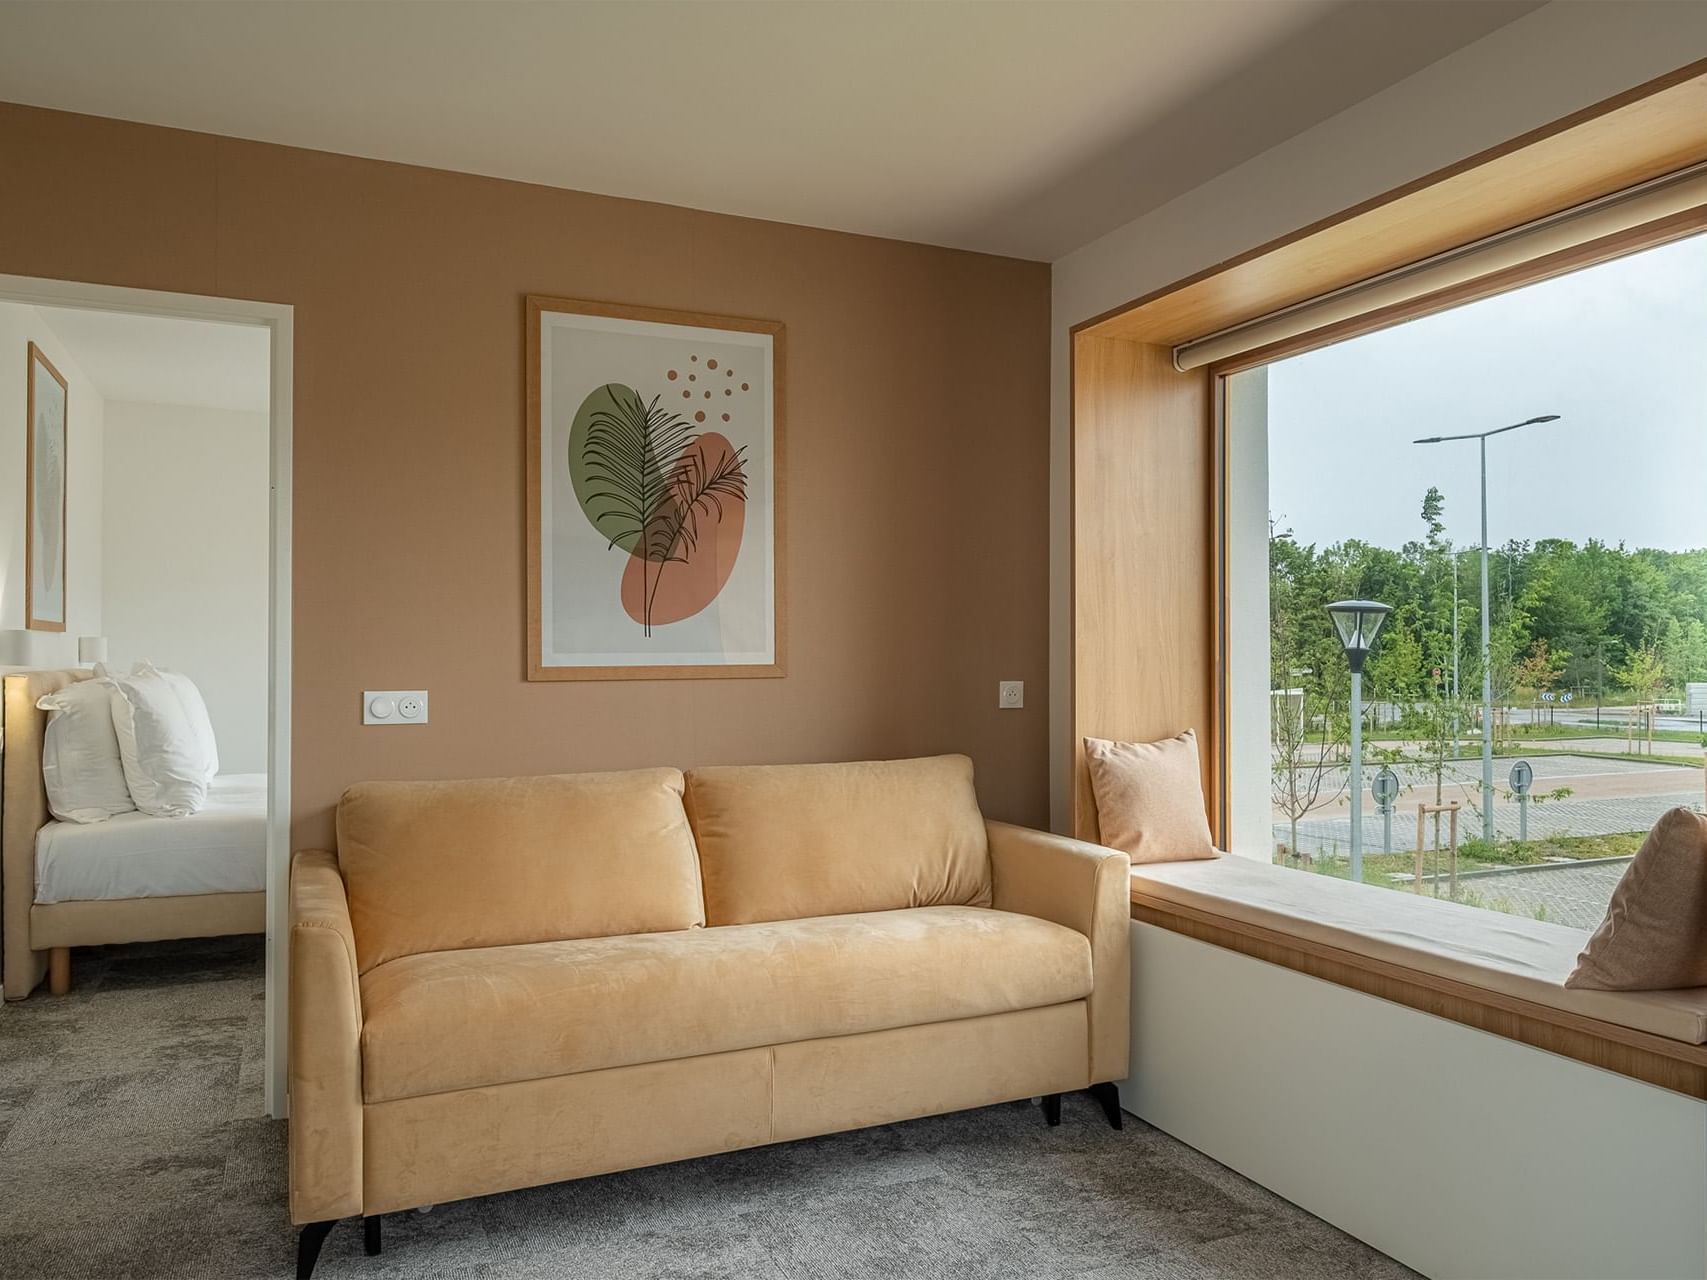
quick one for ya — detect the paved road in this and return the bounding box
[1274,749,1706,928]
[1279,788,1701,858]
[1511,707,1707,735]
[1277,752,1703,821]
[1401,860,1631,930]
[1537,737,1703,759]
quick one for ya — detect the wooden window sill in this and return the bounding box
[1131,874,1707,1100]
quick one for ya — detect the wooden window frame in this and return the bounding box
[1072,58,1707,1096]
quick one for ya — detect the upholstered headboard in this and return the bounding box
[2,669,93,1000]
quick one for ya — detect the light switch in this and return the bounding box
[364,690,429,725]
[998,681,1024,709]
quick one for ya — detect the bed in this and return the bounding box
[2,669,267,999]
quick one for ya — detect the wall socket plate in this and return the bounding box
[998,680,1024,709]
[364,690,429,725]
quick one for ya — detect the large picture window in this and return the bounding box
[1225,232,1707,926]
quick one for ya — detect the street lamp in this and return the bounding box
[1327,599,1391,883]
[1414,414,1559,847]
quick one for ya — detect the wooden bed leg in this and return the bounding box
[47,948,70,996]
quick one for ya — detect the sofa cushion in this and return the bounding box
[359,905,1090,1102]
[683,755,992,925]
[337,770,704,973]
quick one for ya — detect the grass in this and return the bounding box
[1282,744,1704,771]
[1457,830,1644,865]
[1361,722,1707,747]
[1485,746,1704,768]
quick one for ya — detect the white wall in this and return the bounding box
[1124,923,1707,1279]
[1048,0,1707,833]
[0,301,103,669]
[102,400,270,773]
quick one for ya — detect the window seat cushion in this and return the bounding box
[1130,855,1707,1046]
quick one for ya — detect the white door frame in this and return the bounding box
[0,273,294,1119]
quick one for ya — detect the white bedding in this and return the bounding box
[34,773,268,904]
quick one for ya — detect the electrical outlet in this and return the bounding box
[364,690,429,725]
[998,680,1024,710]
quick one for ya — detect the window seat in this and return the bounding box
[1130,856,1707,1084]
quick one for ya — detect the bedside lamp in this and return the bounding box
[0,629,35,668]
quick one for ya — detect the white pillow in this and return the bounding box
[154,664,219,779]
[36,678,135,824]
[107,662,219,817]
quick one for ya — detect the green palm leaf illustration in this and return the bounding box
[575,385,695,552]
[567,382,748,637]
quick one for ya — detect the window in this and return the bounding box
[1225,232,1707,926]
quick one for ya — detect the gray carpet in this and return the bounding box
[0,936,1418,1280]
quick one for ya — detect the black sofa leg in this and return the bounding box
[1088,1081,1124,1130]
[296,1220,336,1280]
[364,1214,383,1256]
[1041,1093,1062,1127]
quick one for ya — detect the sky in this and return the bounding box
[1262,231,1707,554]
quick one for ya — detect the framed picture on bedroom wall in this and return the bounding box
[526,296,785,681]
[25,342,68,633]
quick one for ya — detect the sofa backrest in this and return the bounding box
[683,754,991,926]
[337,770,704,972]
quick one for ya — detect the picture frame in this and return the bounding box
[525,296,785,681]
[25,342,68,633]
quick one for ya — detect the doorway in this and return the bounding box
[0,273,292,1119]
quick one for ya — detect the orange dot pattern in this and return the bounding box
[659,355,755,427]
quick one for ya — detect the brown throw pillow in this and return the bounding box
[1565,807,1707,991]
[1084,730,1218,865]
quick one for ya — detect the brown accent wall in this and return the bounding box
[0,104,1051,845]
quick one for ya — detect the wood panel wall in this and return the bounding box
[1070,336,1215,842]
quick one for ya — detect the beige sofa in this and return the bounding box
[289,755,1130,1276]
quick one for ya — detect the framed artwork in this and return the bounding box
[526,296,785,680]
[25,342,68,633]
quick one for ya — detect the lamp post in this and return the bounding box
[1414,415,1559,847]
[1327,599,1392,883]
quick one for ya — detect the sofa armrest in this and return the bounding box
[289,849,363,1223]
[988,821,1131,1084]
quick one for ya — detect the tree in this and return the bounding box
[1269,522,1349,866]
[1512,637,1567,720]
[1615,642,1667,705]
[1658,617,1707,689]
[1270,684,1348,868]
[1366,618,1424,723]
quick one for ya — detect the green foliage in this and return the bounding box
[1614,642,1667,703]
[1272,491,1707,712]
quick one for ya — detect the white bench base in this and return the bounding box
[1123,921,1707,1280]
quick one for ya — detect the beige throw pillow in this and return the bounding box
[1085,730,1217,865]
[1566,807,1707,991]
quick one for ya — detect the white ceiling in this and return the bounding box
[0,0,1540,261]
[35,307,271,414]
